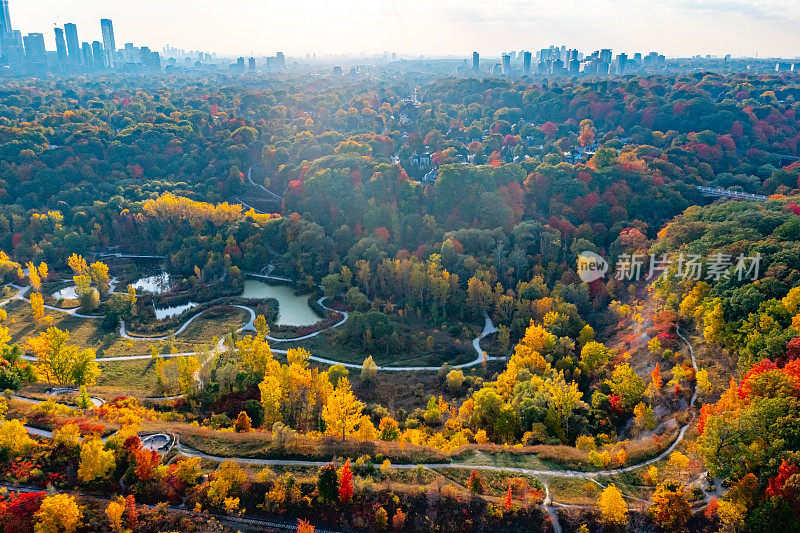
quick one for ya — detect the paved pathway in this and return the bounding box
[15,325,705,527]
[11,279,503,372]
[247,167,284,201]
[11,284,103,319]
[128,327,700,480]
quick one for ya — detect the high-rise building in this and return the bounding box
[100,18,116,67]
[54,27,68,64]
[600,48,612,64]
[0,0,11,38]
[472,51,479,71]
[3,29,22,69]
[0,0,10,36]
[276,51,285,68]
[91,40,103,69]
[248,56,255,71]
[501,53,510,75]
[81,41,93,67]
[568,58,580,74]
[523,51,531,75]
[0,0,13,60]
[23,32,46,72]
[124,42,135,63]
[617,53,628,74]
[64,23,80,64]
[147,50,160,71]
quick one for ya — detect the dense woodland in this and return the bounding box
[0,72,797,531]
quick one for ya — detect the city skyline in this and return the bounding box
[8,0,800,59]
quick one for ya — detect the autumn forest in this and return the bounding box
[0,70,797,532]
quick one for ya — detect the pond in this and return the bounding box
[52,286,78,300]
[153,301,197,320]
[241,279,320,327]
[132,272,174,294]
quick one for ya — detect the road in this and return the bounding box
[246,167,283,201]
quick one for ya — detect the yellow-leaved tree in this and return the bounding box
[105,497,125,533]
[237,334,273,375]
[0,418,37,456]
[322,377,364,441]
[78,436,116,482]
[30,292,45,321]
[255,347,331,432]
[259,374,283,426]
[26,327,99,386]
[52,423,81,449]
[34,494,82,533]
[26,261,42,292]
[89,261,110,297]
[360,355,378,381]
[207,461,248,507]
[597,484,628,526]
[67,253,88,276]
[177,355,200,395]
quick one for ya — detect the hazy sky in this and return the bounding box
[9,0,800,59]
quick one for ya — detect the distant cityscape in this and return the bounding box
[0,0,798,77]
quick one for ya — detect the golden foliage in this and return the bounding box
[34,494,82,533]
[78,436,116,482]
[597,484,628,525]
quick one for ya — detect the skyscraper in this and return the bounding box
[523,51,531,75]
[0,0,13,60]
[91,40,103,69]
[64,23,81,64]
[81,41,93,67]
[617,53,628,74]
[54,27,68,64]
[501,53,511,75]
[276,51,285,68]
[0,0,11,38]
[472,51,479,71]
[100,18,116,68]
[23,32,46,72]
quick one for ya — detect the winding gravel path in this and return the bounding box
[11,284,103,319]
[247,167,284,201]
[11,279,503,371]
[15,324,704,528]
[137,326,701,479]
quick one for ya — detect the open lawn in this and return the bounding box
[450,448,563,472]
[5,298,249,394]
[435,466,544,497]
[4,299,194,357]
[94,358,160,394]
[4,299,246,356]
[544,476,602,505]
